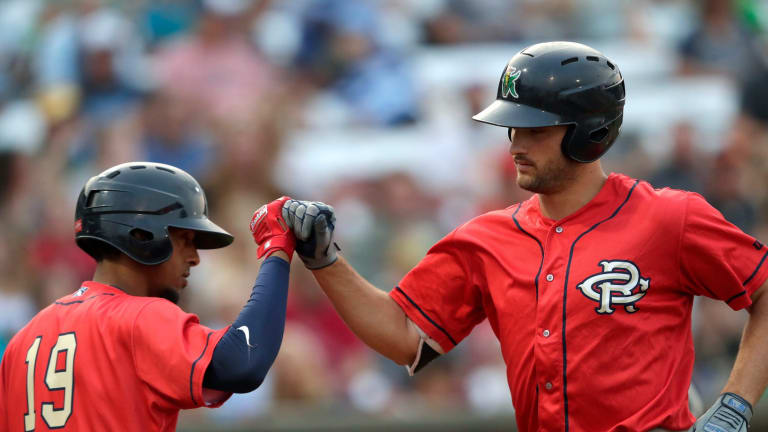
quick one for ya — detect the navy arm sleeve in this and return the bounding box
[203,256,289,393]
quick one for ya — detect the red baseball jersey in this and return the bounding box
[0,281,228,431]
[391,173,768,432]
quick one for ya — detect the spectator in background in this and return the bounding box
[136,92,213,177]
[0,151,38,359]
[0,99,86,319]
[0,0,42,101]
[81,6,147,161]
[736,35,768,225]
[692,296,750,403]
[32,3,149,171]
[422,0,524,44]
[153,0,278,123]
[714,70,768,229]
[34,2,146,124]
[206,107,286,194]
[649,122,705,193]
[741,57,768,128]
[0,152,14,205]
[296,0,418,126]
[105,90,216,181]
[282,267,369,401]
[706,149,758,233]
[77,7,145,123]
[474,149,533,214]
[33,2,79,105]
[678,0,763,82]
[140,0,198,48]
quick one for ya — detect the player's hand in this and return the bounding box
[250,196,296,260]
[281,199,339,269]
[690,393,752,432]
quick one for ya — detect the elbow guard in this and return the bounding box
[405,318,444,376]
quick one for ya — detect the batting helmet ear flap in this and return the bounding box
[562,113,623,163]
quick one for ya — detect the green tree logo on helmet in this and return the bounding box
[502,64,522,99]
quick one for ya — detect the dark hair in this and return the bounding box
[81,239,122,262]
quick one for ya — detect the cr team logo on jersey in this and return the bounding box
[576,260,650,314]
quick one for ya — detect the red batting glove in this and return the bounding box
[250,196,296,260]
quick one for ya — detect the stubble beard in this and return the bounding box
[160,288,180,304]
[150,286,180,304]
[516,155,579,194]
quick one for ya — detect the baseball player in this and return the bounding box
[0,162,296,431]
[277,42,768,431]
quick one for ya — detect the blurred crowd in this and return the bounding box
[0,0,767,427]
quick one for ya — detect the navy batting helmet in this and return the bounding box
[473,41,626,163]
[75,162,234,265]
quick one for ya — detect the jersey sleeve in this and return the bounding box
[390,228,485,353]
[679,193,768,310]
[131,300,229,409]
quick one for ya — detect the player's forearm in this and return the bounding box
[721,285,768,406]
[311,256,419,365]
[203,256,289,392]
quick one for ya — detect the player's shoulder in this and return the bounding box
[53,282,154,312]
[54,282,185,329]
[71,285,198,340]
[613,173,695,206]
[99,291,189,328]
[451,200,531,238]
[132,295,201,329]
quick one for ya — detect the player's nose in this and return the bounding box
[188,248,200,267]
[508,128,526,155]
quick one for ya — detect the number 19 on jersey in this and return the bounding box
[24,332,77,430]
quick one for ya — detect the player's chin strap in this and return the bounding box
[691,392,752,432]
[405,319,445,376]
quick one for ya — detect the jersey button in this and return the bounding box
[555,226,563,233]
[546,274,554,282]
[545,382,553,390]
[543,329,550,337]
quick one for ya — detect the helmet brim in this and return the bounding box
[472,100,566,128]
[169,218,234,249]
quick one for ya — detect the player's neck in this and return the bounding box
[91,258,150,297]
[537,163,607,221]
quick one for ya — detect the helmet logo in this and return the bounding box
[502,64,522,99]
[75,219,83,233]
